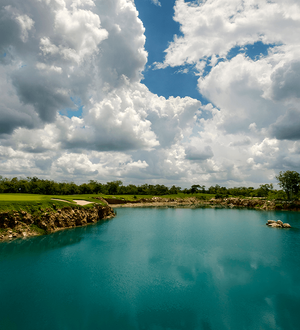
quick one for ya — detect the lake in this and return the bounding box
[0,207,300,330]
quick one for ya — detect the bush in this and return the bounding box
[267,190,287,200]
[215,193,227,199]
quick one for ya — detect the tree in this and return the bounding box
[256,184,273,197]
[276,171,300,200]
[106,181,123,195]
[190,185,201,194]
[169,185,181,194]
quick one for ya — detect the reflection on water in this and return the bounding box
[0,220,110,257]
[0,208,299,330]
[0,229,83,256]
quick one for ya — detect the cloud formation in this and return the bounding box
[156,0,300,185]
[270,108,300,140]
[1,0,300,188]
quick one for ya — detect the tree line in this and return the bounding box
[0,170,299,200]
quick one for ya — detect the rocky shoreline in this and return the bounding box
[105,196,300,211]
[0,204,115,242]
[1,196,298,242]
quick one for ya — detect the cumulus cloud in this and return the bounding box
[146,95,201,147]
[0,0,205,185]
[58,84,160,152]
[160,0,300,68]
[0,0,147,131]
[270,60,300,101]
[185,145,213,161]
[1,0,300,187]
[151,0,300,186]
[229,137,251,147]
[270,108,300,140]
[0,0,148,129]
[1,0,107,126]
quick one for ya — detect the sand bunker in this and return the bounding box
[73,200,94,206]
[51,198,94,206]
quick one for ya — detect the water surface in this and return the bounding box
[0,207,300,330]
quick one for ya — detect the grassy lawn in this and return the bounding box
[0,194,49,202]
[50,194,106,205]
[0,192,215,212]
[0,193,104,212]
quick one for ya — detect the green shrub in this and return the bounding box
[267,190,287,200]
[30,225,46,235]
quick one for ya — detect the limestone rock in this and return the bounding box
[0,204,115,241]
[269,223,281,227]
[266,219,292,228]
[282,223,291,228]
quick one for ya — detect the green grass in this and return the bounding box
[30,224,46,235]
[0,193,49,202]
[0,193,105,212]
[0,200,66,213]
[0,192,216,213]
[50,194,106,206]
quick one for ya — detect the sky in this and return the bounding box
[0,0,300,188]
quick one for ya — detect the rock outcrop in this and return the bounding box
[107,196,300,211]
[0,204,115,241]
[266,220,291,228]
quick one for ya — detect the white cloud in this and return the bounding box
[4,5,34,42]
[1,0,300,188]
[160,0,300,68]
[150,0,300,186]
[151,0,161,7]
[270,108,300,140]
[15,14,34,42]
[52,1,108,63]
[59,83,160,151]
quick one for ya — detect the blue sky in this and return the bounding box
[135,0,202,101]
[135,0,278,106]
[62,0,278,119]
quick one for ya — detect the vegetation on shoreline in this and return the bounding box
[0,195,115,241]
[0,176,296,200]
[1,189,300,241]
[1,169,299,241]
[0,194,109,213]
[1,170,300,203]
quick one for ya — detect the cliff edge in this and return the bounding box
[0,204,115,241]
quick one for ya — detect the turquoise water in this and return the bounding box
[0,207,300,330]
